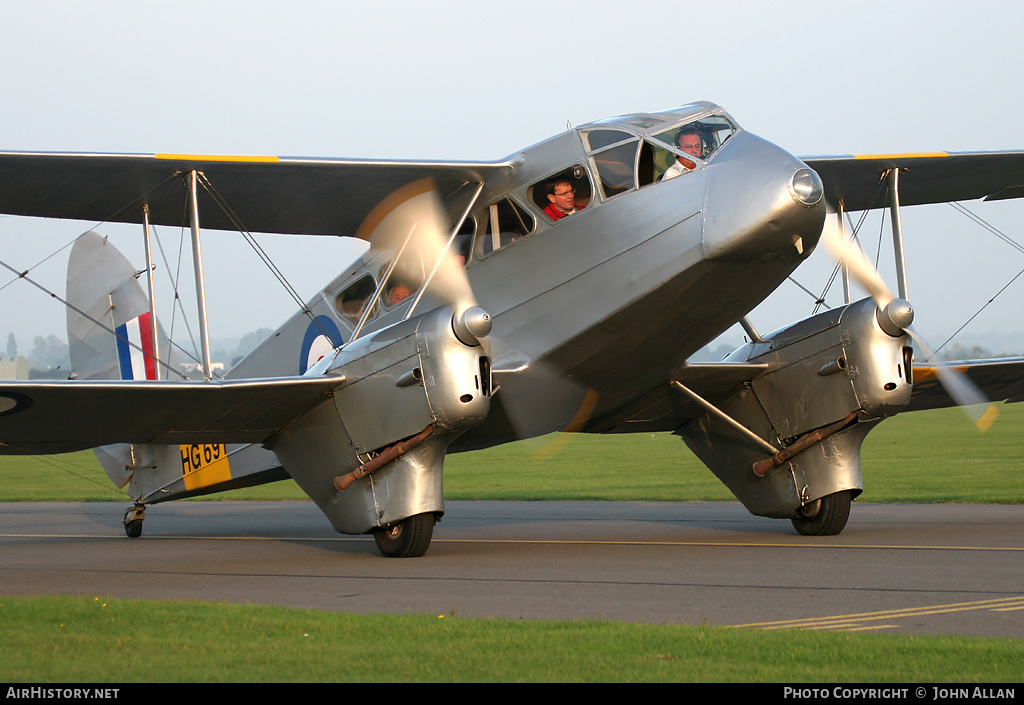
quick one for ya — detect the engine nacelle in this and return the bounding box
[266,305,492,535]
[678,298,913,518]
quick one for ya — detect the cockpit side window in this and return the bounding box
[474,198,536,258]
[590,139,640,199]
[581,128,643,200]
[582,128,634,151]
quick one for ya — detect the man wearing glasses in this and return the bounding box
[662,126,703,181]
[543,177,583,221]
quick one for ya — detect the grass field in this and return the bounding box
[1,596,1022,683]
[2,403,1023,503]
[2,404,1022,683]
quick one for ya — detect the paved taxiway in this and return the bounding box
[1,500,1021,637]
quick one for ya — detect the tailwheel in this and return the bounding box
[372,512,436,558]
[790,490,852,536]
[123,504,145,538]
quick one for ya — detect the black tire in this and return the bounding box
[791,490,852,536]
[124,519,143,538]
[372,513,436,558]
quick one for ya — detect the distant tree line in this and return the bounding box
[6,328,276,379]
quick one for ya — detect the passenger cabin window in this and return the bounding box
[531,166,592,222]
[336,274,377,323]
[385,280,415,307]
[453,219,474,266]
[381,252,425,309]
[474,198,535,257]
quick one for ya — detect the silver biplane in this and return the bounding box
[1,102,1023,557]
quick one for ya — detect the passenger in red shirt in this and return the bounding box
[543,177,582,220]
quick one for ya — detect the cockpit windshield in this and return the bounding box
[580,107,737,199]
[649,115,736,163]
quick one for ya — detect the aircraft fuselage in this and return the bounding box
[232,103,826,449]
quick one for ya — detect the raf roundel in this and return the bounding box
[0,392,32,418]
[299,316,344,375]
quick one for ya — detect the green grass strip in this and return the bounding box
[1,596,1022,682]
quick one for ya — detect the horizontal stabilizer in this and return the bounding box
[0,376,345,455]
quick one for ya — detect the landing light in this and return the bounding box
[790,168,823,207]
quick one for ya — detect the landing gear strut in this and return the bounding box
[791,490,852,536]
[123,503,145,538]
[372,512,436,557]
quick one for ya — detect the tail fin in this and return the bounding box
[66,231,178,490]
[66,230,180,381]
[65,230,285,499]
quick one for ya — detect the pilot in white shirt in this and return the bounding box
[662,127,703,180]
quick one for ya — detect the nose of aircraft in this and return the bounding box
[701,131,826,262]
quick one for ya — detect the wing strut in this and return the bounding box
[838,202,852,305]
[405,182,485,320]
[350,221,418,342]
[187,171,214,381]
[141,204,160,380]
[887,169,910,301]
[670,380,779,454]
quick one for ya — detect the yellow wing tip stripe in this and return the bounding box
[156,153,279,163]
[976,404,1000,433]
[853,152,949,160]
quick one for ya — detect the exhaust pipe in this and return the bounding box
[334,426,434,491]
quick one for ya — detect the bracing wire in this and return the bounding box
[933,265,1024,357]
[905,165,1024,356]
[194,174,333,343]
[801,174,888,315]
[0,256,190,381]
[930,200,1024,357]
[30,453,130,498]
[0,171,190,380]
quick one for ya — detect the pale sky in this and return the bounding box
[2,0,1024,356]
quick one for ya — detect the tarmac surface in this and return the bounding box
[1,500,1022,637]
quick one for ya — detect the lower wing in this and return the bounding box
[908,358,1024,411]
[0,376,344,454]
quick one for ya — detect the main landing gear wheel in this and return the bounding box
[790,490,852,536]
[372,513,436,558]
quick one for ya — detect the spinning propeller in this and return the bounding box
[360,179,594,446]
[354,179,491,345]
[819,208,999,431]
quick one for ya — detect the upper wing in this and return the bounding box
[0,151,513,236]
[802,151,1024,211]
[0,376,345,454]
